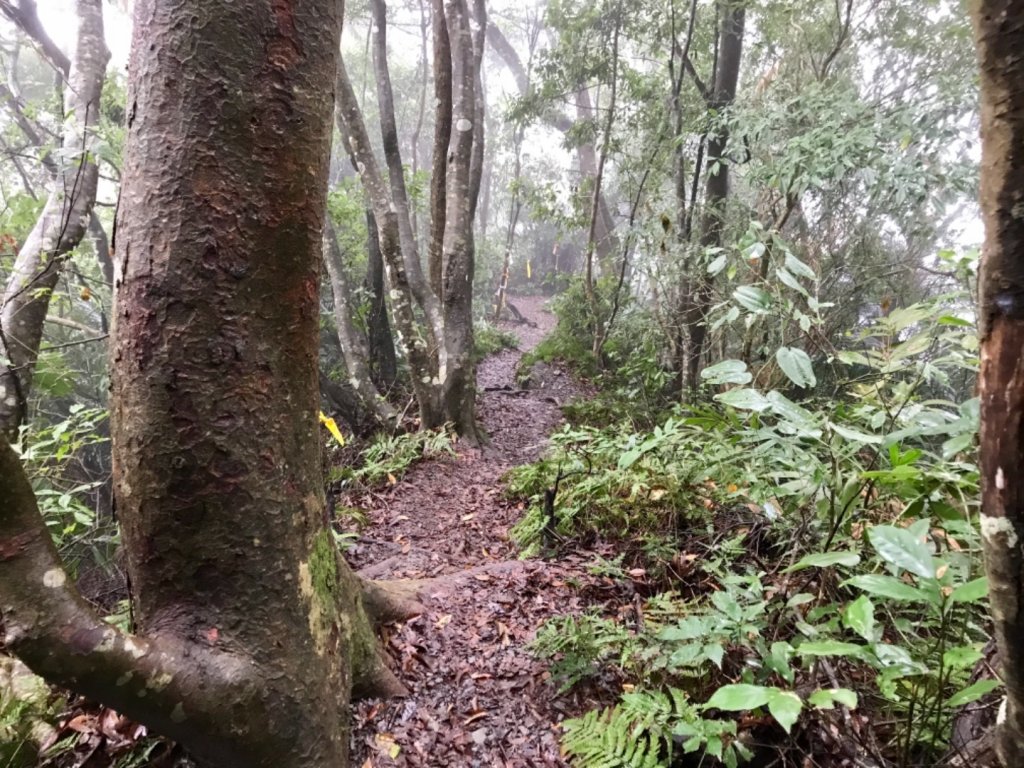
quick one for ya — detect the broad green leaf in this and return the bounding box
[836,350,871,367]
[704,684,772,711]
[797,640,865,658]
[743,242,766,261]
[767,391,821,437]
[946,679,1001,708]
[715,388,771,412]
[943,645,983,670]
[776,268,809,297]
[775,347,816,388]
[890,331,932,361]
[766,690,802,733]
[869,525,935,579]
[808,688,858,710]
[784,551,860,573]
[873,643,928,674]
[950,576,988,604]
[842,595,875,642]
[708,253,728,275]
[785,252,817,279]
[701,359,753,385]
[733,285,772,313]
[844,574,933,603]
[703,642,725,669]
[829,422,882,445]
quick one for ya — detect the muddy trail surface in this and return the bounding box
[346,296,605,767]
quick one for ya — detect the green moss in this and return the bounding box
[308,530,339,616]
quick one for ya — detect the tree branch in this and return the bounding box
[0,436,256,758]
[0,0,71,78]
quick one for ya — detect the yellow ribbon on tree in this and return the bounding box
[318,411,346,446]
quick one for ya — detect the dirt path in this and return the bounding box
[348,296,596,767]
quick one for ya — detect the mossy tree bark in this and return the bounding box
[971,1,1024,763]
[0,2,409,765]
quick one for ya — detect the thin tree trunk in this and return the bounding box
[493,126,524,322]
[428,0,452,299]
[972,1,1024,763]
[323,216,397,429]
[0,0,108,439]
[370,0,442,351]
[681,1,745,391]
[410,0,430,245]
[364,209,398,389]
[335,59,445,427]
[441,0,481,440]
[583,13,620,360]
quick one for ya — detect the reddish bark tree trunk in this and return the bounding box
[1,3,406,766]
[972,1,1024,762]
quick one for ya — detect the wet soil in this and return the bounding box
[347,295,604,767]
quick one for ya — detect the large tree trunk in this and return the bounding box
[972,1,1024,763]
[1,3,406,766]
[0,0,108,439]
[680,2,745,391]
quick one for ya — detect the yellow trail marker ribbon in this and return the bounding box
[318,411,346,446]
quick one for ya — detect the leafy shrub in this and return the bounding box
[473,320,519,362]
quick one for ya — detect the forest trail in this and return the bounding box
[347,296,599,767]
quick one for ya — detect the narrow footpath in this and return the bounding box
[347,296,600,767]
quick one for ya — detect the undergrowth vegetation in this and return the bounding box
[508,273,990,767]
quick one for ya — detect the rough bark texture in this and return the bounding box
[972,1,1024,763]
[441,0,480,441]
[680,2,745,390]
[0,2,400,766]
[0,0,108,438]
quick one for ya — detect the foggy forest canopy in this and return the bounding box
[0,0,1020,767]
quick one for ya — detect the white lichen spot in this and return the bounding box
[389,289,401,301]
[980,513,1019,548]
[123,637,147,660]
[420,376,432,384]
[147,672,174,692]
[42,569,66,589]
[349,377,361,390]
[136,689,147,698]
[253,538,261,546]
[357,161,366,174]
[456,118,473,132]
[298,561,313,598]
[171,703,187,723]
[96,628,116,653]
[116,671,134,687]
[997,467,1006,490]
